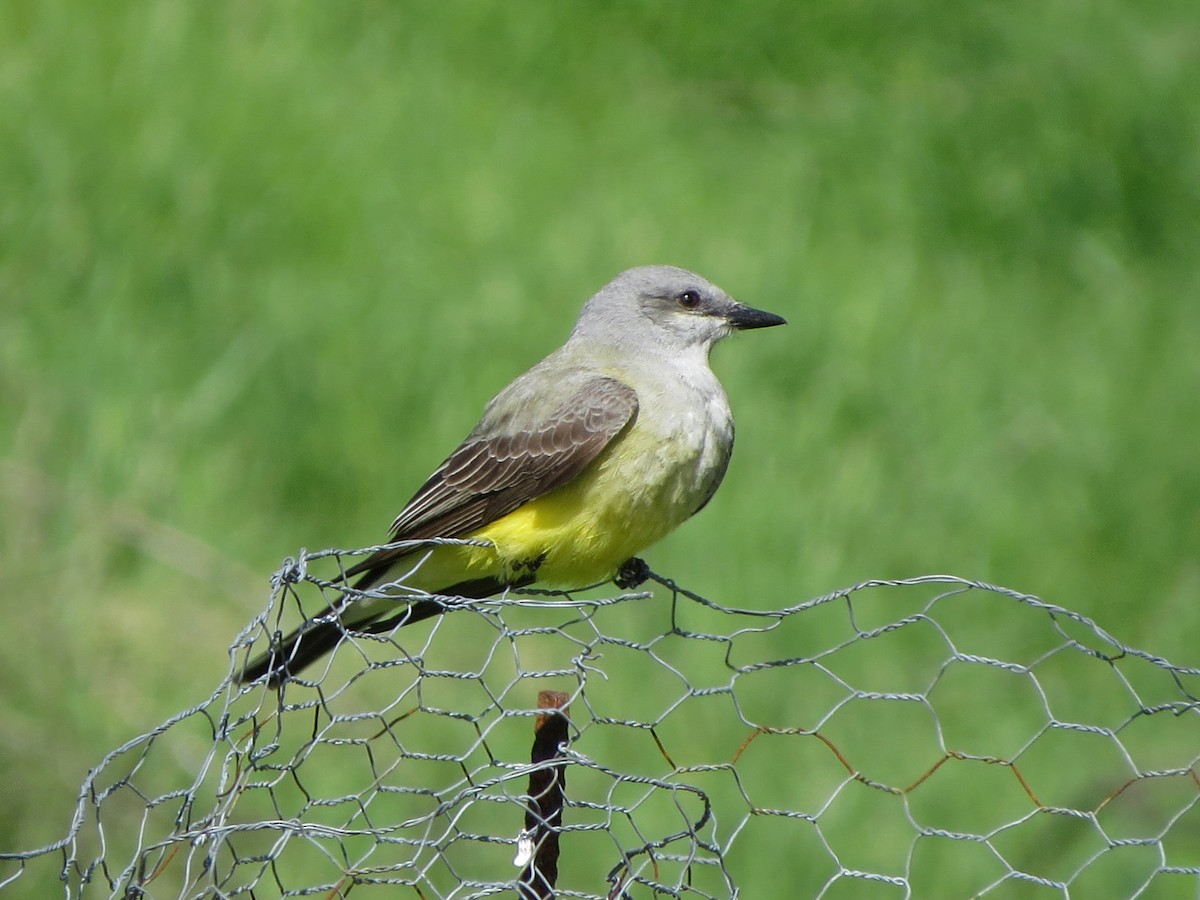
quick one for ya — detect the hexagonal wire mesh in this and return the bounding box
[2,542,1198,898]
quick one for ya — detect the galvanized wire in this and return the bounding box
[3,545,1198,898]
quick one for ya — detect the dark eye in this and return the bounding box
[677,290,702,309]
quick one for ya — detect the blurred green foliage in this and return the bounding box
[2,0,1197,894]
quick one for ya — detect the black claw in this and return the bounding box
[614,557,650,590]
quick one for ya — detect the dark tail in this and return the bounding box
[236,597,449,688]
[237,573,529,689]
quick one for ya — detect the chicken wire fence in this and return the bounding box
[3,542,1199,899]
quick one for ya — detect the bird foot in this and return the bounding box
[614,557,650,590]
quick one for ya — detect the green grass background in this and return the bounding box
[2,0,1198,895]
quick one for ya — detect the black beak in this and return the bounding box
[728,303,787,330]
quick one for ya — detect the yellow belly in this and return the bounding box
[399,424,718,593]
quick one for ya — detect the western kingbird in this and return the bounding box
[240,265,784,686]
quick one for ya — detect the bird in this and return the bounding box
[239,265,785,686]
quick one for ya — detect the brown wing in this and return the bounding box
[341,376,638,581]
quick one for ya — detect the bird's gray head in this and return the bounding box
[570,265,786,354]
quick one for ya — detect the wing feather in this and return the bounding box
[341,375,638,581]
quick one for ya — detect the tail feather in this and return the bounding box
[236,598,448,688]
[236,573,532,688]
